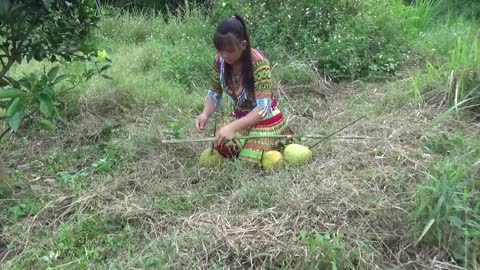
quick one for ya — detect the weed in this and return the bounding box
[57,171,88,189]
[8,199,43,222]
[411,0,446,30]
[299,229,357,270]
[415,133,480,268]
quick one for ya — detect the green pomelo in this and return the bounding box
[262,150,284,170]
[198,148,224,167]
[284,144,312,165]
[38,119,55,131]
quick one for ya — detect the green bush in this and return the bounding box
[211,0,415,79]
[410,13,480,112]
[404,0,480,19]
[98,0,210,14]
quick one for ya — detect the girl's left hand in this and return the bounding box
[215,125,236,145]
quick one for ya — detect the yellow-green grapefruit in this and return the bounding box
[284,144,312,165]
[262,150,284,170]
[198,148,224,167]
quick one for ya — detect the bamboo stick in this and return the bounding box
[161,135,380,144]
[310,115,367,149]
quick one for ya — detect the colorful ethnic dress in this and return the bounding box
[205,48,294,163]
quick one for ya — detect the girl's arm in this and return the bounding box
[227,110,263,131]
[197,55,223,132]
[215,111,262,144]
[202,91,220,117]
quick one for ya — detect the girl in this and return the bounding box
[196,13,294,163]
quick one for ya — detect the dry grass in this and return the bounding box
[0,79,476,269]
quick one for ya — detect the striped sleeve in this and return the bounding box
[252,57,273,118]
[205,54,222,108]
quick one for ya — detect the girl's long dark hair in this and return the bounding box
[213,13,254,98]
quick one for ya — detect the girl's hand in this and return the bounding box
[215,124,236,145]
[196,113,209,132]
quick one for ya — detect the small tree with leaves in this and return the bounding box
[0,0,111,195]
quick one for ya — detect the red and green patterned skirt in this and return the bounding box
[215,107,294,163]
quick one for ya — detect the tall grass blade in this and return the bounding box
[433,97,472,125]
[417,218,436,244]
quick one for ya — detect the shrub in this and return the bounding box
[210,0,414,79]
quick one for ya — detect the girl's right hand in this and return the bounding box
[196,113,209,132]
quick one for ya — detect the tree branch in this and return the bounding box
[0,127,11,141]
[0,58,15,80]
[0,109,38,142]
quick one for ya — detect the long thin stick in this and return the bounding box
[309,115,367,149]
[161,134,379,144]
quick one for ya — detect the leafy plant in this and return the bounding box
[1,66,69,134]
[415,159,480,268]
[57,170,88,189]
[0,0,112,140]
[299,229,356,269]
[92,145,132,173]
[9,199,42,221]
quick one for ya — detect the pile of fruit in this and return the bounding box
[198,143,312,170]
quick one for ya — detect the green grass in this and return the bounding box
[415,133,480,268]
[1,3,480,269]
[410,13,480,114]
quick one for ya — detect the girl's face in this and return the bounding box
[218,39,247,65]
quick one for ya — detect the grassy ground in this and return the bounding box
[1,7,479,270]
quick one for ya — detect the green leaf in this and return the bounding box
[3,76,21,89]
[53,75,71,85]
[26,50,34,63]
[37,118,55,131]
[433,98,471,125]
[252,252,270,259]
[0,88,24,99]
[38,93,54,116]
[447,216,464,227]
[6,97,26,117]
[417,218,435,244]
[101,74,113,80]
[5,96,27,132]
[41,87,55,99]
[430,195,445,219]
[34,51,43,62]
[300,228,308,240]
[47,66,59,81]
[100,64,111,72]
[8,111,24,132]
